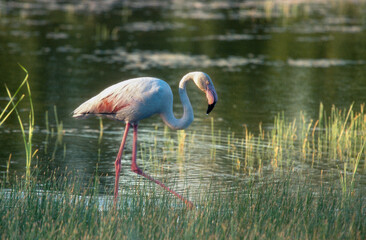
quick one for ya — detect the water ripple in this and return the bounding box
[82,48,264,71]
[288,58,366,68]
[121,21,185,32]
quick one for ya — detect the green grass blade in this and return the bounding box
[0,92,25,126]
[5,87,28,158]
[0,68,28,121]
[338,102,354,143]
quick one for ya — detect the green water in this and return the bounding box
[1,0,366,195]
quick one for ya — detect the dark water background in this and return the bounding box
[1,0,366,195]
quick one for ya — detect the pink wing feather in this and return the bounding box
[73,81,133,119]
[95,94,130,114]
[73,77,173,123]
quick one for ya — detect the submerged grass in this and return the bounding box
[0,171,364,239]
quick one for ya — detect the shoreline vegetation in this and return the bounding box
[0,170,364,239]
[0,67,365,239]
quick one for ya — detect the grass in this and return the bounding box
[0,66,27,127]
[0,170,364,239]
[219,103,366,194]
[0,106,365,239]
[2,65,36,179]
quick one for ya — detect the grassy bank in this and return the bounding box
[0,171,364,239]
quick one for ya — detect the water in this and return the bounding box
[1,0,366,196]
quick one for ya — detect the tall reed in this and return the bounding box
[4,65,36,179]
[0,170,364,239]
[0,65,28,126]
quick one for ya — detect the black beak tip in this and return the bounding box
[206,102,216,114]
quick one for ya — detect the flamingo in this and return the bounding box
[73,72,218,208]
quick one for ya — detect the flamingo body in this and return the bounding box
[73,78,173,123]
[73,72,218,208]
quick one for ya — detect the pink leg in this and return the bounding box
[114,123,131,204]
[130,123,194,208]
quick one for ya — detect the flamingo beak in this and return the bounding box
[206,86,218,114]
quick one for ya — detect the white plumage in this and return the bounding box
[73,77,173,123]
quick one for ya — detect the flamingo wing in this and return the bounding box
[94,94,130,114]
[73,80,138,119]
[73,77,172,122]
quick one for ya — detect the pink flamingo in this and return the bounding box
[73,72,218,208]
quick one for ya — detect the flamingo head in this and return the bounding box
[192,72,218,114]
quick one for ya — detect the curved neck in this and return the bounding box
[161,73,194,130]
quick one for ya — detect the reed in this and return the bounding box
[98,117,104,144]
[206,102,366,196]
[6,154,11,182]
[177,130,186,154]
[53,105,64,142]
[44,110,50,154]
[0,170,364,239]
[4,65,36,179]
[97,118,104,162]
[0,65,27,126]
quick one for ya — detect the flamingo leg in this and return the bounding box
[114,123,131,203]
[130,123,194,208]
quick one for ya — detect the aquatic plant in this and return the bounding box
[4,65,36,179]
[213,102,366,196]
[0,169,364,239]
[0,66,27,126]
